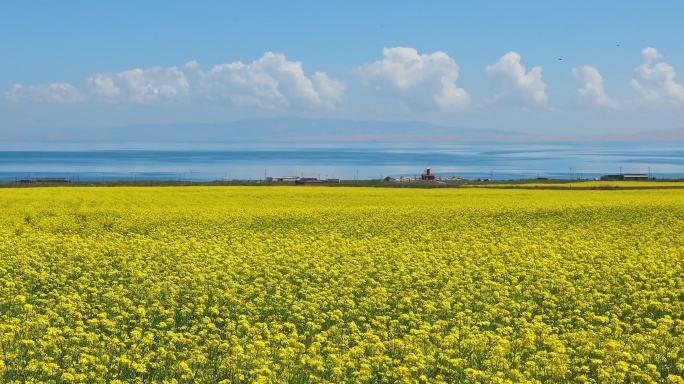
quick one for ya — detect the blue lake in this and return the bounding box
[1,141,683,181]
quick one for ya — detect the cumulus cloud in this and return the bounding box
[87,66,191,103]
[5,53,345,111]
[629,47,684,106]
[184,60,199,70]
[311,72,346,105]
[572,66,620,109]
[198,52,345,109]
[4,83,84,103]
[572,47,684,109]
[354,47,470,110]
[486,52,548,105]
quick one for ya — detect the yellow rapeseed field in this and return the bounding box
[473,181,684,188]
[1,186,683,383]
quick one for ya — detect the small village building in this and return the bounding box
[600,174,649,181]
[266,176,299,182]
[421,167,435,181]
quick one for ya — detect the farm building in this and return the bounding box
[600,174,649,181]
[266,176,300,182]
[421,167,436,181]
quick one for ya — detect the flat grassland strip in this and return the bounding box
[1,187,683,382]
[3,179,684,190]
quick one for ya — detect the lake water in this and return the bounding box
[1,141,683,182]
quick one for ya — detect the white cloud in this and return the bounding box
[486,52,548,105]
[311,72,346,105]
[4,82,84,103]
[6,53,345,112]
[87,66,190,104]
[355,47,470,110]
[88,74,120,98]
[197,52,346,109]
[572,66,620,109]
[184,60,199,70]
[572,47,684,110]
[629,47,684,107]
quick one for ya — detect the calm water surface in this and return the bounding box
[1,141,683,181]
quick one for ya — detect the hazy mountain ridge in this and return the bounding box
[98,118,523,143]
[4,118,684,148]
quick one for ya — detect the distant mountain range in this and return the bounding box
[97,118,525,144]
[5,118,684,149]
[100,118,684,144]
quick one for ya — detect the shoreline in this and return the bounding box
[2,178,684,190]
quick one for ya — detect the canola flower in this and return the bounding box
[472,181,684,189]
[0,186,683,383]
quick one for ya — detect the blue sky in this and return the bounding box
[2,0,684,137]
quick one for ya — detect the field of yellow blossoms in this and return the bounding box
[1,186,683,383]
